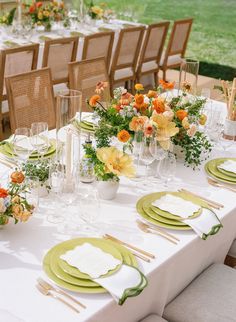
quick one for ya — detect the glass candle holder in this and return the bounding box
[179,58,199,95]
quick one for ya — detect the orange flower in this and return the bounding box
[134,94,148,111]
[95,81,108,94]
[0,188,8,198]
[135,83,144,91]
[89,95,101,107]
[159,79,175,90]
[152,98,165,113]
[117,130,130,143]
[147,90,158,98]
[129,116,148,132]
[176,110,188,121]
[119,92,133,106]
[10,171,25,184]
[29,4,36,13]
[144,123,154,136]
[181,81,192,92]
[36,2,43,8]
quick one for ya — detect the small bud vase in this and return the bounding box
[96,180,119,200]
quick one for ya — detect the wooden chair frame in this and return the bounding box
[68,57,109,112]
[5,67,55,132]
[110,26,145,92]
[0,43,39,139]
[82,31,115,71]
[136,21,170,86]
[160,18,193,80]
[42,36,79,85]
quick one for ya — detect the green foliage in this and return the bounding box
[0,8,16,26]
[22,160,50,186]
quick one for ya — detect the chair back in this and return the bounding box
[42,36,79,85]
[82,31,114,70]
[138,21,170,69]
[111,26,145,73]
[163,18,193,66]
[68,57,109,112]
[0,44,39,102]
[5,68,55,132]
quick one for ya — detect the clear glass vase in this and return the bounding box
[179,58,199,95]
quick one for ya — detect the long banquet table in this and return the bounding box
[0,102,236,322]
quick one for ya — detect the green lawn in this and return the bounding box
[99,0,236,80]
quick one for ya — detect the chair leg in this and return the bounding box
[163,69,167,81]
[154,72,158,88]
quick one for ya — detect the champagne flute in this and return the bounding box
[47,162,65,224]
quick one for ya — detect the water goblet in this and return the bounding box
[159,153,176,188]
[13,128,32,166]
[139,136,155,189]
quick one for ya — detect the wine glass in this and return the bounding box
[30,122,49,159]
[47,162,65,224]
[79,187,101,234]
[218,126,236,155]
[139,136,155,188]
[149,138,167,181]
[12,128,32,165]
[159,153,176,188]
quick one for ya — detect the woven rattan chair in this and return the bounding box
[5,68,56,132]
[82,31,115,70]
[136,21,170,86]
[0,44,39,139]
[110,26,145,92]
[42,36,79,85]
[68,57,109,112]
[159,18,193,80]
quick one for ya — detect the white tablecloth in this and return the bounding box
[0,135,236,322]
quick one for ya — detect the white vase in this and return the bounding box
[173,145,185,160]
[96,181,119,200]
[224,119,236,139]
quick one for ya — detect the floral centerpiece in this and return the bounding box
[0,171,34,226]
[86,81,212,168]
[24,1,66,31]
[87,1,114,21]
[0,8,16,26]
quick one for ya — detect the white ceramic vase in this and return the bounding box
[96,181,119,200]
[224,119,236,138]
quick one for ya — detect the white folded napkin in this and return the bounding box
[60,243,121,279]
[152,194,200,219]
[152,194,222,239]
[94,264,145,304]
[218,160,236,174]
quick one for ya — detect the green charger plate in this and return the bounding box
[137,191,209,231]
[49,240,135,288]
[212,158,236,178]
[142,201,188,227]
[56,238,123,279]
[205,158,236,185]
[43,238,137,293]
[0,139,56,160]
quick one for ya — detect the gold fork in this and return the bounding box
[37,278,86,309]
[207,177,236,193]
[36,284,80,313]
[137,220,178,245]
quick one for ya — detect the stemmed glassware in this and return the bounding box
[47,162,65,224]
[12,128,32,165]
[139,135,155,189]
[30,122,49,159]
[159,153,176,188]
[149,138,167,181]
